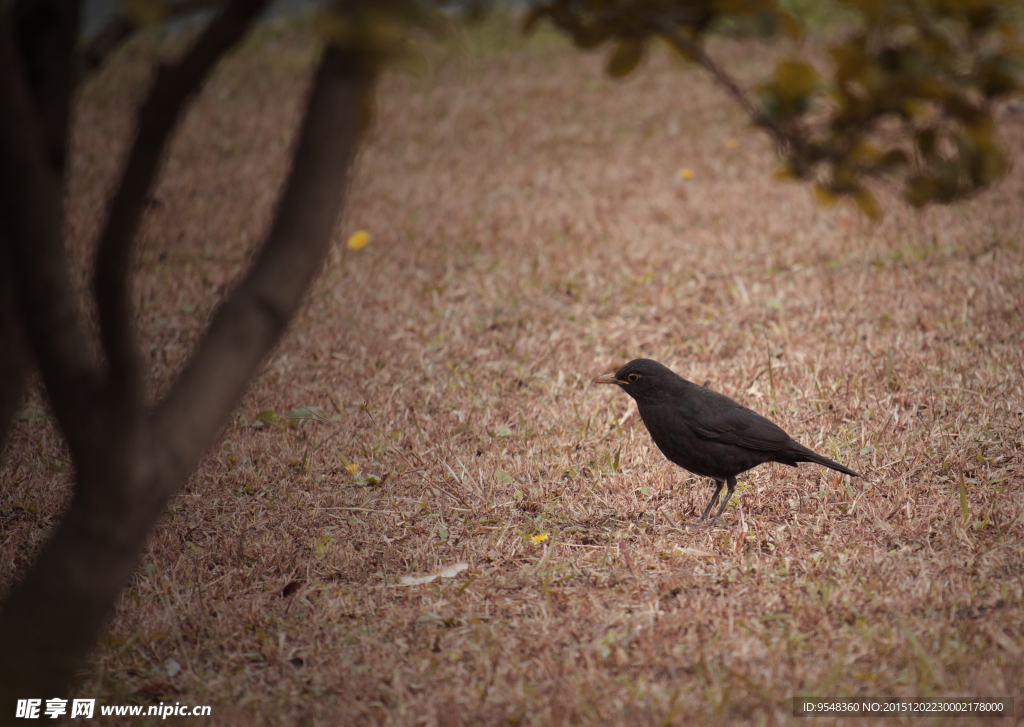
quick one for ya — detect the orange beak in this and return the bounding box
[592,373,625,386]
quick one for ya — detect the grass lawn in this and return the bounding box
[3,13,1024,726]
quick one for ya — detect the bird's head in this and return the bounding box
[592,358,680,401]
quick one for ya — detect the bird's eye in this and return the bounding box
[627,373,640,382]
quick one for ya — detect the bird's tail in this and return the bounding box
[794,446,861,478]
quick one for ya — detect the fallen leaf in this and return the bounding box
[347,230,370,250]
[254,408,280,429]
[399,562,469,586]
[313,534,333,558]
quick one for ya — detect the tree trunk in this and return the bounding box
[0,9,377,714]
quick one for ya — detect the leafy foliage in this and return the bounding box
[524,0,1024,214]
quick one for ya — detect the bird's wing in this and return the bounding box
[684,402,792,452]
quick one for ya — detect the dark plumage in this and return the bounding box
[594,358,860,526]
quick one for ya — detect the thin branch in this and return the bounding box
[94,0,270,407]
[658,24,904,192]
[657,25,808,159]
[152,42,379,487]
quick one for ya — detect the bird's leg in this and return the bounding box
[707,476,737,527]
[695,479,724,523]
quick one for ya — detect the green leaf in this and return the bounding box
[840,0,885,21]
[906,175,938,207]
[971,148,1007,185]
[779,11,803,41]
[813,184,839,207]
[574,27,609,50]
[915,129,937,160]
[606,39,644,78]
[829,43,867,85]
[255,409,279,428]
[772,162,797,180]
[774,59,818,99]
[849,141,882,166]
[879,149,908,171]
[852,188,881,219]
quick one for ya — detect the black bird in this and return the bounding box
[594,358,860,526]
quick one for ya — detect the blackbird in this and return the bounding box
[594,358,860,526]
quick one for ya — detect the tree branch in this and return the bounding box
[657,25,808,158]
[0,0,271,705]
[94,0,270,407]
[0,36,378,709]
[657,24,895,188]
[0,0,80,456]
[153,42,377,483]
[11,0,80,172]
[0,9,101,452]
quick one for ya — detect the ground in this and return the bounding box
[2,14,1024,726]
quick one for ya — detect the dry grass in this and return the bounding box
[3,15,1024,726]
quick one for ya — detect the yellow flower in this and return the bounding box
[678,168,695,179]
[531,533,549,544]
[725,138,739,148]
[347,230,370,250]
[345,463,360,473]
